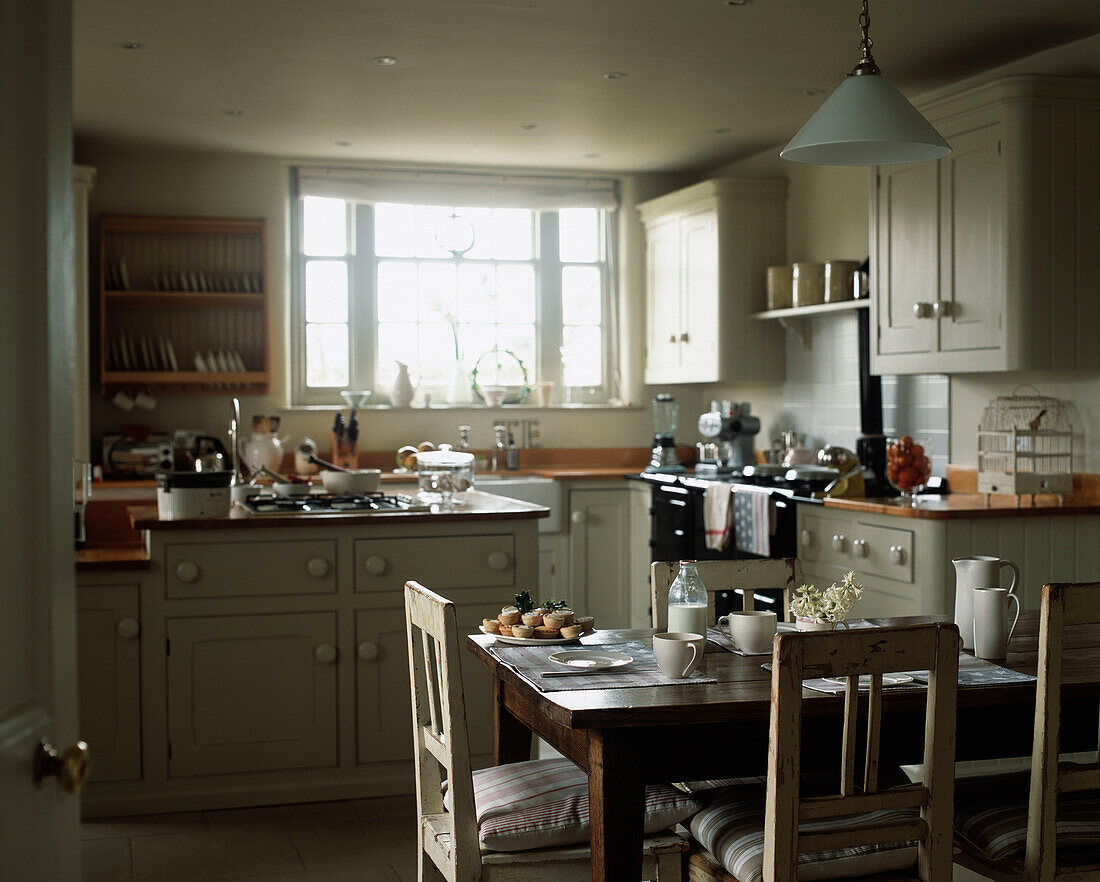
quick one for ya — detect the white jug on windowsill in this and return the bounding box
[392,361,417,408]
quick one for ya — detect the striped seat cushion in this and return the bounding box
[954,771,1100,863]
[689,792,918,882]
[468,758,701,852]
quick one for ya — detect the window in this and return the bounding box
[291,168,618,406]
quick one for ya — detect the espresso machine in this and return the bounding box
[695,401,761,475]
[645,393,684,473]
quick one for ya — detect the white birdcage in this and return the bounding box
[977,385,1074,499]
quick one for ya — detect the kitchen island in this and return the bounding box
[77,490,545,817]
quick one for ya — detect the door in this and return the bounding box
[166,613,339,777]
[939,122,1005,354]
[874,160,940,358]
[678,208,720,381]
[568,489,633,627]
[644,216,682,380]
[0,0,82,876]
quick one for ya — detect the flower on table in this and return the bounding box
[789,571,864,623]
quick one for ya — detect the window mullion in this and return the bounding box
[538,212,563,395]
[351,203,376,393]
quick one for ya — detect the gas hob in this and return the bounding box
[238,491,431,515]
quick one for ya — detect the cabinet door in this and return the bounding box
[568,489,632,627]
[356,602,498,770]
[77,585,141,783]
[939,122,1005,354]
[166,612,338,777]
[644,217,682,381]
[678,209,720,381]
[874,161,939,358]
[538,533,567,600]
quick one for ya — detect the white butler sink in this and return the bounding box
[476,475,561,533]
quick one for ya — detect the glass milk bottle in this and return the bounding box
[667,560,708,636]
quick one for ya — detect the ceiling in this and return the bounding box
[73,0,1100,173]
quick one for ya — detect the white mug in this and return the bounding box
[952,556,1020,650]
[653,632,705,679]
[972,587,1021,660]
[717,610,777,654]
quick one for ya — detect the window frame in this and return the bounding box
[288,174,619,408]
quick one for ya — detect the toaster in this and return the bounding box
[102,434,174,478]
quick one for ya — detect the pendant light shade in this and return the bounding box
[781,0,950,166]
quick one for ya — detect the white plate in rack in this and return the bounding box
[478,626,594,646]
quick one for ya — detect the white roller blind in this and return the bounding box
[295,166,618,210]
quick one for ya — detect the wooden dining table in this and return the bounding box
[468,613,1100,882]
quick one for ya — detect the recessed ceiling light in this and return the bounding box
[805,88,826,97]
[120,42,143,50]
[726,0,752,6]
[373,56,397,66]
[222,109,244,116]
[335,141,351,147]
[714,127,732,135]
[520,123,538,130]
[584,152,601,159]
[603,71,627,80]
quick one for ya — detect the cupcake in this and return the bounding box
[498,624,514,637]
[558,609,575,625]
[574,615,595,632]
[534,626,560,639]
[498,606,521,626]
[482,618,501,634]
[511,625,535,639]
[560,624,584,639]
[543,612,566,630]
[521,611,544,628]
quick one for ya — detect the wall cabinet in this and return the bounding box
[638,178,787,384]
[872,75,1100,375]
[77,583,142,783]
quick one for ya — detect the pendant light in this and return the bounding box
[781,0,950,166]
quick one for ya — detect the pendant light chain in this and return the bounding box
[851,0,880,76]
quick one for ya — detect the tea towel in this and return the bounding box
[704,483,735,550]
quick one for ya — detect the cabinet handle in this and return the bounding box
[364,555,388,576]
[931,300,952,318]
[831,533,847,553]
[307,557,330,578]
[486,550,510,572]
[116,618,140,640]
[800,529,814,548]
[912,302,932,319]
[852,538,868,558]
[668,334,677,344]
[357,640,380,662]
[314,643,338,665]
[571,510,587,525]
[679,332,689,343]
[175,560,200,583]
[889,545,906,565]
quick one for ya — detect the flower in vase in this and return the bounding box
[789,571,864,623]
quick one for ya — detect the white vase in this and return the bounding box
[391,361,417,408]
[795,617,838,632]
[446,365,473,404]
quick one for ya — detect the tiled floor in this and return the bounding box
[81,796,419,882]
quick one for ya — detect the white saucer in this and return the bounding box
[824,673,914,688]
[549,649,633,670]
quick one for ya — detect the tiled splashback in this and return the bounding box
[779,312,949,476]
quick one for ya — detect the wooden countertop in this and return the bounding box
[75,545,151,572]
[822,493,1100,519]
[130,489,548,531]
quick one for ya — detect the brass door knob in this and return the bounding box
[34,739,91,793]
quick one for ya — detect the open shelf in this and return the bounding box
[752,298,869,348]
[106,291,265,309]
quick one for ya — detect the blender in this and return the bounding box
[646,393,684,473]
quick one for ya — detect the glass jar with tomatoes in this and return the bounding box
[886,435,932,505]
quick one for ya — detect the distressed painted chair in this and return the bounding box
[650,558,803,629]
[404,580,689,882]
[953,581,1100,882]
[686,621,960,882]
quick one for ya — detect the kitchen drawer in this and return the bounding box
[165,540,337,598]
[800,512,913,583]
[354,534,515,594]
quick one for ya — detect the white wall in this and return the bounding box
[77,138,700,455]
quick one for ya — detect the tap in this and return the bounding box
[505,428,520,470]
[522,418,540,450]
[492,424,507,471]
[457,425,471,452]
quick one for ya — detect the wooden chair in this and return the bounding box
[650,558,802,629]
[953,581,1100,882]
[686,622,959,882]
[404,580,686,882]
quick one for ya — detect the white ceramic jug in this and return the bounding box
[243,431,285,475]
[952,556,1020,650]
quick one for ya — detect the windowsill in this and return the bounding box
[279,402,642,413]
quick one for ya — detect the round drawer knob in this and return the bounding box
[932,300,952,318]
[571,510,587,525]
[852,538,868,558]
[307,557,330,578]
[364,555,388,576]
[800,529,815,548]
[357,641,380,662]
[912,301,932,319]
[175,561,200,583]
[487,550,510,572]
[890,545,906,565]
[314,643,338,665]
[116,618,140,640]
[831,533,847,553]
